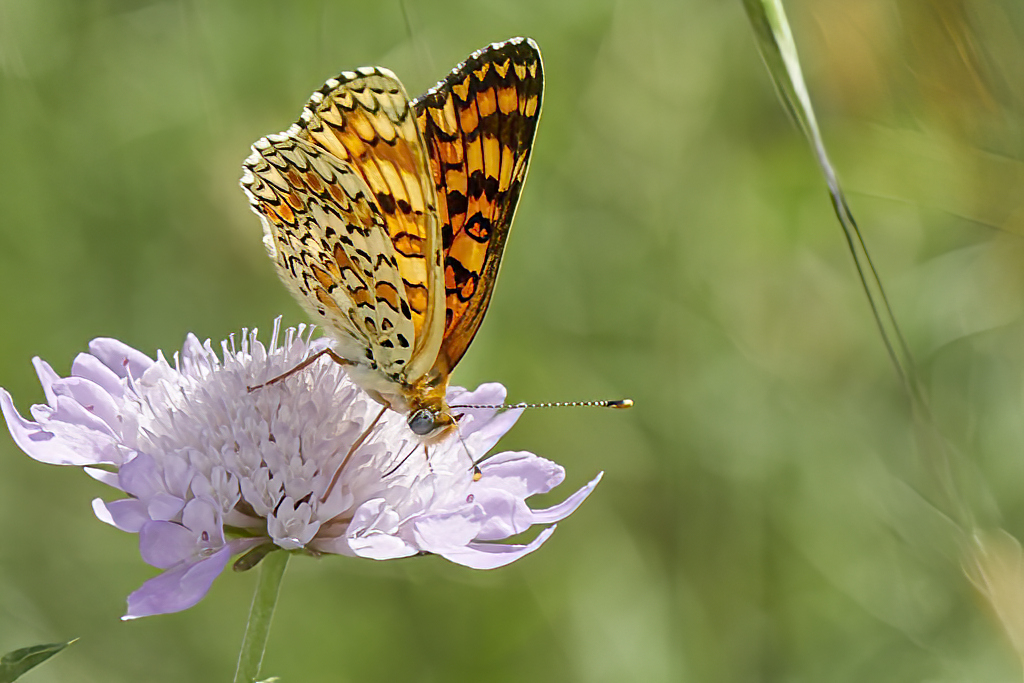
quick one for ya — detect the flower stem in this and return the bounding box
[233,550,289,683]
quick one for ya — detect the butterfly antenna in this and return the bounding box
[448,399,634,411]
[447,401,632,478]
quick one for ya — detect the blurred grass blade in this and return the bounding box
[0,639,76,682]
[965,531,1024,669]
[742,0,976,529]
[741,0,914,392]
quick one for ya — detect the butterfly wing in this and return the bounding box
[412,37,543,376]
[241,68,446,388]
[241,134,420,383]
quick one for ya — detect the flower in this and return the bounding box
[0,320,602,619]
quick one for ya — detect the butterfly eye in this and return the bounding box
[408,408,442,436]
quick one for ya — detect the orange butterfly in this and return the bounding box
[240,38,543,441]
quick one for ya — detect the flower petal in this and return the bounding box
[32,394,119,441]
[345,499,417,560]
[94,497,151,532]
[50,376,122,431]
[139,521,201,569]
[478,451,565,498]
[85,466,123,488]
[463,408,522,456]
[464,488,534,540]
[267,498,319,549]
[118,454,166,499]
[71,352,126,396]
[0,388,116,466]
[32,358,61,407]
[412,507,485,552]
[448,382,506,407]
[529,471,603,524]
[88,338,154,379]
[438,526,558,570]
[346,531,417,560]
[122,538,260,619]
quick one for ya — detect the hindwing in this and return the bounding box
[242,68,445,383]
[242,135,419,378]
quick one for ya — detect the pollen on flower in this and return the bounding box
[0,318,603,618]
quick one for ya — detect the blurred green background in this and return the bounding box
[3,0,1024,681]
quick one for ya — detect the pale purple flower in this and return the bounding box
[0,320,601,619]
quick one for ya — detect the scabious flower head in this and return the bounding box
[0,320,601,619]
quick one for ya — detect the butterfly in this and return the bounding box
[240,37,543,442]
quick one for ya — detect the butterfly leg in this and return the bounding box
[381,443,481,484]
[323,405,389,498]
[424,445,435,476]
[449,417,484,481]
[247,348,352,392]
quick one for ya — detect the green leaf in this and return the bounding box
[0,639,77,682]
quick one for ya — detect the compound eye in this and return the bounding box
[408,408,440,436]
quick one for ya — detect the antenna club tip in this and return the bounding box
[608,399,634,409]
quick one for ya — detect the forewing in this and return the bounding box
[293,67,445,381]
[412,37,543,374]
[241,134,418,379]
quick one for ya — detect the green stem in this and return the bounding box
[233,550,289,683]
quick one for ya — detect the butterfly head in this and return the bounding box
[403,375,458,443]
[407,405,456,440]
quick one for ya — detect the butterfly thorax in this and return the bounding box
[346,362,455,441]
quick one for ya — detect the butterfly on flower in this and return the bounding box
[240,37,544,441]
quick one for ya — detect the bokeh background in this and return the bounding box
[3,1,1024,681]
